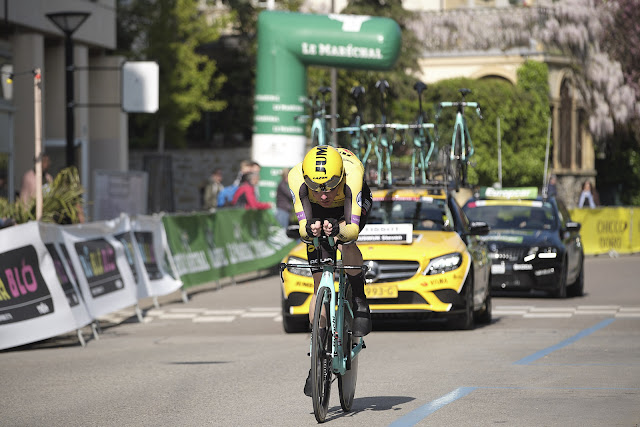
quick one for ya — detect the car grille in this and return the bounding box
[364,260,420,284]
[490,247,527,262]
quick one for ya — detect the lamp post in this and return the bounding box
[46,11,90,168]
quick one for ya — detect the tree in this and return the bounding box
[117,0,228,148]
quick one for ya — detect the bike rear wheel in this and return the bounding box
[311,287,332,423]
[338,298,358,412]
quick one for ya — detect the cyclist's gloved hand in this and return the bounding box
[306,218,322,238]
[324,218,340,237]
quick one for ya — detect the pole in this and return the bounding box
[329,0,337,146]
[542,117,552,197]
[34,69,43,220]
[64,33,75,167]
[497,117,502,188]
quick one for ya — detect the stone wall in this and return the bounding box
[129,148,251,213]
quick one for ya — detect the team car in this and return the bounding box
[462,187,584,298]
[280,185,492,332]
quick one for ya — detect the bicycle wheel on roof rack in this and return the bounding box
[311,286,332,423]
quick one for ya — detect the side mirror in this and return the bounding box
[565,221,581,232]
[468,221,490,236]
[286,224,300,239]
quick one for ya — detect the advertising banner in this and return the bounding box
[39,223,93,329]
[0,222,77,350]
[58,218,138,318]
[569,207,636,255]
[162,209,297,288]
[131,214,183,297]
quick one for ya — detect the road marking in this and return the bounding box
[193,316,236,323]
[158,313,198,320]
[389,387,477,427]
[241,312,279,318]
[523,313,573,318]
[514,318,616,365]
[495,305,640,318]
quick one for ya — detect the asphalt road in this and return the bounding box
[3,254,639,427]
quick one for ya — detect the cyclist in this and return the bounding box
[288,145,373,396]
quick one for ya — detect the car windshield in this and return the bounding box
[464,202,557,231]
[368,198,454,231]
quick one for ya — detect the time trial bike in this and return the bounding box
[280,235,367,422]
[435,88,483,190]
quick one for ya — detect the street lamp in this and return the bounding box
[46,11,91,168]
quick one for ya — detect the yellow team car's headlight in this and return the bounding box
[423,252,462,275]
[286,256,312,277]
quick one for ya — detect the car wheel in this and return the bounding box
[474,288,492,325]
[568,257,585,297]
[281,289,309,333]
[553,259,568,299]
[452,278,475,330]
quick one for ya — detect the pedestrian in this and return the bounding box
[546,174,557,198]
[203,168,224,210]
[19,153,53,206]
[578,180,597,208]
[275,168,292,228]
[231,172,271,210]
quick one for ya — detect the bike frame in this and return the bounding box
[439,100,479,163]
[311,237,365,376]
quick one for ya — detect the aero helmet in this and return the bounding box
[302,146,344,192]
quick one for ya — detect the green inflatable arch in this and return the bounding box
[251,11,401,202]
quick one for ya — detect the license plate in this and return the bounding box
[491,263,506,275]
[365,284,398,299]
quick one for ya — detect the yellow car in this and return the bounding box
[280,185,492,332]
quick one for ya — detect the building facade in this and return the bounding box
[0,0,125,209]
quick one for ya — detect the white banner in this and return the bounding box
[39,223,93,329]
[58,218,138,319]
[131,214,183,297]
[0,222,77,350]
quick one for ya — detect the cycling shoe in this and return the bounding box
[352,296,371,337]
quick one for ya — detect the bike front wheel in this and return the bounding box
[311,286,332,423]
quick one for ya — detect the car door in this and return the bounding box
[555,199,582,283]
[448,196,489,307]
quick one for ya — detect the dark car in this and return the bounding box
[462,189,584,298]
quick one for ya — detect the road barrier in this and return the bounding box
[569,207,640,255]
[0,209,296,350]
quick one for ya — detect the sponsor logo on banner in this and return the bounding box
[0,245,53,324]
[114,232,139,283]
[45,244,80,308]
[133,231,163,280]
[74,238,125,298]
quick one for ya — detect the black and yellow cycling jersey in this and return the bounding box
[288,147,371,243]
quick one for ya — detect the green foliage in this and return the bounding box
[0,167,84,225]
[117,0,228,148]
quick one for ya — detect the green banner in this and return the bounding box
[162,209,297,288]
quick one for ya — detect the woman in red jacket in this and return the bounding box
[231,172,271,210]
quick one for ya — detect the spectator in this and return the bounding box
[275,168,292,228]
[203,168,224,210]
[546,174,557,198]
[19,153,53,206]
[231,172,271,210]
[578,180,597,208]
